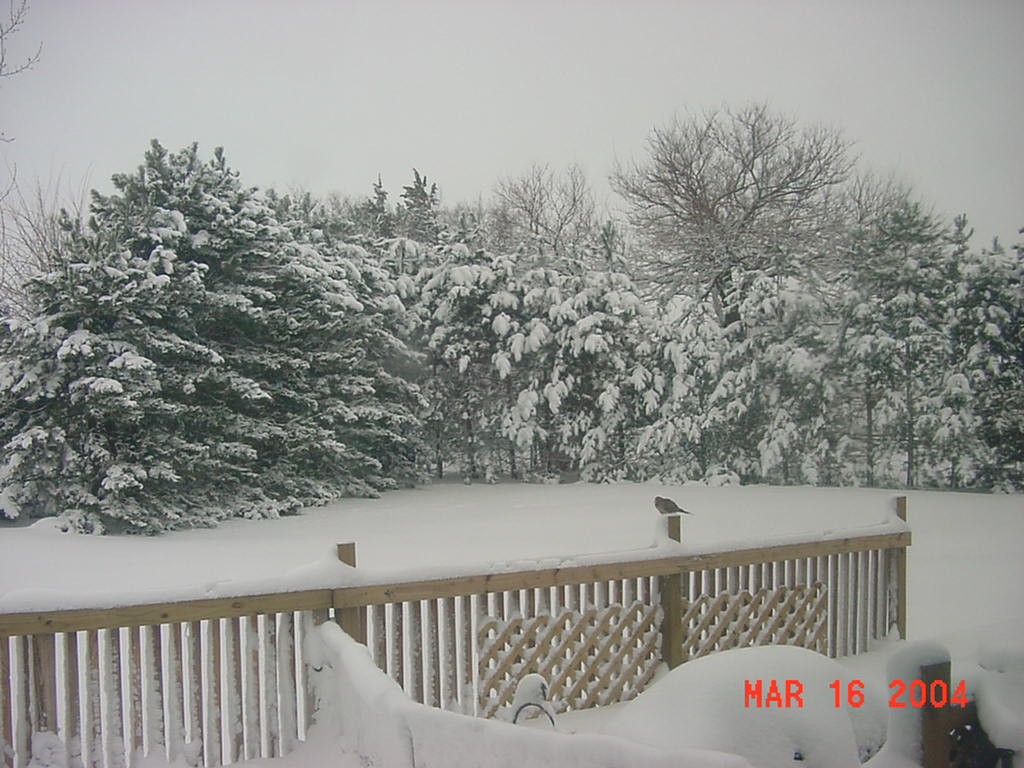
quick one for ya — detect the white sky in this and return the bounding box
[2,0,1022,247]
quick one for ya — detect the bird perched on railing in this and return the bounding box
[654,496,692,515]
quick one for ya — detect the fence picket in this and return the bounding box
[460,595,473,713]
[55,633,78,768]
[254,618,274,761]
[138,625,161,759]
[160,624,183,763]
[0,639,10,768]
[1,520,910,766]
[387,603,404,691]
[239,617,258,761]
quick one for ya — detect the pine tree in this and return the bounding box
[842,202,959,486]
[398,169,440,245]
[0,180,225,530]
[950,228,1024,487]
[0,141,422,532]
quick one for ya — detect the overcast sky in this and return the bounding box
[2,0,1022,247]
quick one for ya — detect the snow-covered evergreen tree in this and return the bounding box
[398,169,441,246]
[949,227,1024,488]
[840,202,978,487]
[0,141,421,532]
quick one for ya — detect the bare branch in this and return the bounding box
[0,0,42,143]
[0,176,85,318]
[493,163,596,259]
[612,103,854,299]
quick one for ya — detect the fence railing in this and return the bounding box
[0,497,911,768]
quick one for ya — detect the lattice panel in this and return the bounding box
[477,600,662,718]
[679,582,829,660]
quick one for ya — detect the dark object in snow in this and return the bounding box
[654,496,692,515]
[950,719,1015,768]
[511,674,556,728]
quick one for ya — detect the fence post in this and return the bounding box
[894,497,908,640]
[335,543,366,643]
[920,660,951,768]
[659,515,684,669]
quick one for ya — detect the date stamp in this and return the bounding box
[744,679,969,709]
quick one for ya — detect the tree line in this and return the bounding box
[1,104,1021,532]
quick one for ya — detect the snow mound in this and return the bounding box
[314,622,755,768]
[864,641,951,768]
[975,640,1024,761]
[979,641,1024,675]
[603,645,866,768]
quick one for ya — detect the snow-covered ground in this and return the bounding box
[1,482,926,613]
[3,482,1022,767]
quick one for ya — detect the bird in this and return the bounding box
[654,496,692,515]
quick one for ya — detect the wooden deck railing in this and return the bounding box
[0,497,911,768]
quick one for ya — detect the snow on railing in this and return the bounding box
[0,498,912,768]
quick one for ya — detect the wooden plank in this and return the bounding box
[161,623,184,763]
[875,549,887,640]
[116,627,138,763]
[838,554,850,657]
[294,612,311,742]
[31,634,57,734]
[10,636,31,768]
[0,638,11,768]
[276,613,297,757]
[371,605,387,674]
[129,627,145,758]
[827,555,839,658]
[659,521,684,670]
[326,532,911,609]
[220,618,241,765]
[183,622,203,762]
[57,632,79,768]
[240,616,259,761]
[426,600,441,708]
[460,595,472,714]
[0,590,333,637]
[408,602,424,704]
[920,660,951,768]
[442,598,457,710]
[138,625,161,759]
[78,631,97,768]
[857,551,870,653]
[257,615,275,759]
[199,620,220,768]
[387,604,404,691]
[894,498,909,640]
[98,628,123,768]
[0,532,911,639]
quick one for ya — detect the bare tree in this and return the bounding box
[1,0,41,143]
[0,179,83,318]
[492,163,597,258]
[612,103,854,305]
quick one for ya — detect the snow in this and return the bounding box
[859,643,952,768]
[3,483,1022,767]
[975,642,1024,760]
[603,645,864,768]
[303,620,757,768]
[0,483,920,614]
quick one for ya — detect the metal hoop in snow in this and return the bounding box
[512,702,556,728]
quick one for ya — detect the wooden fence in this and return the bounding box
[0,498,911,768]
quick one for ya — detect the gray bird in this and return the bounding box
[654,496,692,515]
